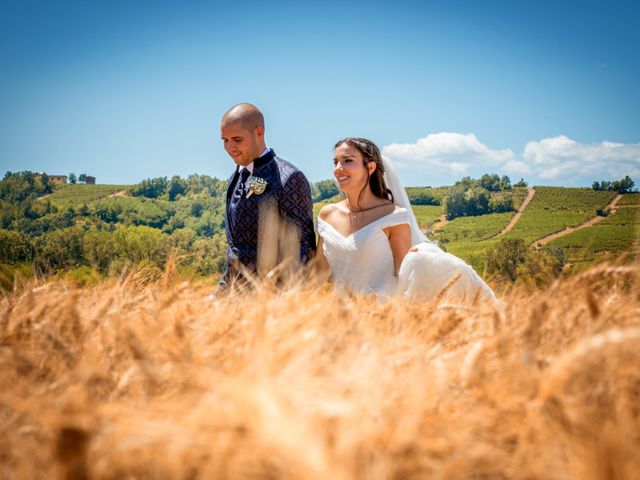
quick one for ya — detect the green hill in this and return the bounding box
[1,175,638,288]
[44,184,132,207]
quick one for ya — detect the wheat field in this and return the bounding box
[1,264,640,479]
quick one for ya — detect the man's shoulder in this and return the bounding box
[272,154,307,184]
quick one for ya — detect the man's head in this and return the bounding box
[221,103,267,166]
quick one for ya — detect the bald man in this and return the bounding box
[218,103,316,290]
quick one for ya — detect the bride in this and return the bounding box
[315,137,495,302]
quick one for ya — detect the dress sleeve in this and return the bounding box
[379,208,411,229]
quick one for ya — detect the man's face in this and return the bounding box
[221,121,264,167]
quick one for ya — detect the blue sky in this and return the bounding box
[1,0,638,187]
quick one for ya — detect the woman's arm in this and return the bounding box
[313,237,331,278]
[386,223,412,276]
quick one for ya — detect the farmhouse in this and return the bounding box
[34,172,67,184]
[84,175,96,184]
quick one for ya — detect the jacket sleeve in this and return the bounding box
[278,170,317,264]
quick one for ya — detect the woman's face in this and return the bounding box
[333,143,373,193]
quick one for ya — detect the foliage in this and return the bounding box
[485,238,528,281]
[68,172,77,184]
[132,177,169,199]
[409,190,439,205]
[0,230,34,263]
[592,175,635,193]
[479,173,504,192]
[168,175,188,201]
[0,171,53,203]
[486,238,564,285]
[516,247,565,288]
[513,178,528,187]
[405,187,449,203]
[312,179,340,202]
[443,174,516,220]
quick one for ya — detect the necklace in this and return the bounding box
[345,199,393,214]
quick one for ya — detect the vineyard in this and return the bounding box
[44,184,131,207]
[502,187,616,243]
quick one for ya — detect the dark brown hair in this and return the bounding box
[334,137,394,208]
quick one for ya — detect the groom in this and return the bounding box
[218,103,316,290]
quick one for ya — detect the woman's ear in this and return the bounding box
[368,161,377,175]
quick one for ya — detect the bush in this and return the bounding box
[0,230,34,263]
[409,191,439,206]
[312,180,339,202]
[486,238,528,282]
[66,265,101,287]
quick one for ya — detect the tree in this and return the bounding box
[463,187,490,216]
[0,230,33,263]
[514,178,528,187]
[615,175,635,193]
[500,175,512,190]
[486,238,528,282]
[131,177,168,199]
[489,194,515,213]
[410,191,439,206]
[479,173,501,192]
[68,172,77,184]
[443,185,467,220]
[79,173,87,183]
[592,181,601,191]
[312,179,339,202]
[40,173,53,194]
[517,247,565,288]
[168,175,188,201]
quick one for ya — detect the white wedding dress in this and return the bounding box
[317,157,496,302]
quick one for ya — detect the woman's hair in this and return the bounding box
[334,137,394,208]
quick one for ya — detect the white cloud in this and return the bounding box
[523,135,640,180]
[382,133,640,185]
[382,133,516,178]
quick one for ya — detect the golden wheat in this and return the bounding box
[1,263,639,479]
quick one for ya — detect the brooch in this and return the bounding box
[246,176,268,198]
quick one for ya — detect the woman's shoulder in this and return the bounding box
[318,202,344,221]
[390,205,410,218]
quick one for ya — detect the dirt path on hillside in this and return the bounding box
[106,190,128,198]
[532,194,623,248]
[496,187,536,236]
[430,214,449,231]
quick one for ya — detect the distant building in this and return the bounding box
[49,175,69,184]
[34,172,67,184]
[84,175,96,184]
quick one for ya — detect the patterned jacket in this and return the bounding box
[221,149,316,286]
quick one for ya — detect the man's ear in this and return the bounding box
[255,126,265,139]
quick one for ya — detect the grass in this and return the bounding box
[1,263,639,478]
[549,207,640,269]
[435,212,513,242]
[411,205,443,229]
[45,184,131,207]
[503,186,616,244]
[618,192,640,205]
